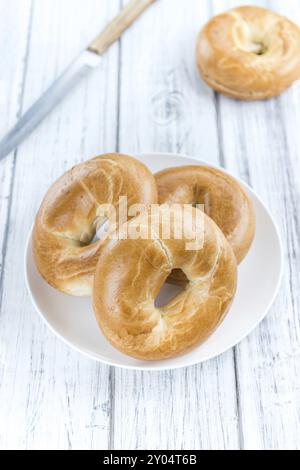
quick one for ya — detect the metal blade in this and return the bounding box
[0,50,101,162]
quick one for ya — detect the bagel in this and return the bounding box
[196,6,300,100]
[93,205,237,360]
[155,165,255,274]
[33,153,157,296]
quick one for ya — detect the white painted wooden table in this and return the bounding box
[0,0,299,450]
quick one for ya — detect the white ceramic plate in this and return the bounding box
[25,152,283,370]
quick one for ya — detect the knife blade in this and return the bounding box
[0,0,157,162]
[0,51,101,161]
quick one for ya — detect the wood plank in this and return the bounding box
[212,0,300,450]
[0,0,32,317]
[0,0,33,447]
[113,0,240,450]
[113,356,239,450]
[0,0,120,450]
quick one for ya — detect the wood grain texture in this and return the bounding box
[0,0,299,450]
[88,0,157,55]
[0,0,121,450]
[0,0,33,446]
[211,0,300,450]
[0,0,32,333]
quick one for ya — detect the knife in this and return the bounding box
[0,0,156,162]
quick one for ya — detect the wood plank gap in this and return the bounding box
[233,348,244,450]
[115,40,122,153]
[108,367,116,450]
[214,92,225,167]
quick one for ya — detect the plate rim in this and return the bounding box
[24,151,284,371]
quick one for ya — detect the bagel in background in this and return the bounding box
[155,165,255,276]
[33,153,158,296]
[93,205,237,360]
[196,6,300,100]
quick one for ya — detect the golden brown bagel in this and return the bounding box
[155,165,255,269]
[33,153,157,296]
[196,6,300,100]
[93,205,237,360]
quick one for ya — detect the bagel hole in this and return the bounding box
[155,270,186,308]
[80,218,109,246]
[252,41,267,55]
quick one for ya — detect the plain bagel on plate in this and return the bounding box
[93,205,237,360]
[33,153,157,296]
[155,165,255,280]
[196,6,300,100]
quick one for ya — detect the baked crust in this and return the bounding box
[93,206,237,360]
[196,6,300,100]
[33,153,158,296]
[155,165,255,265]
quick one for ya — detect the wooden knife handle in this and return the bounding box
[88,0,157,55]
